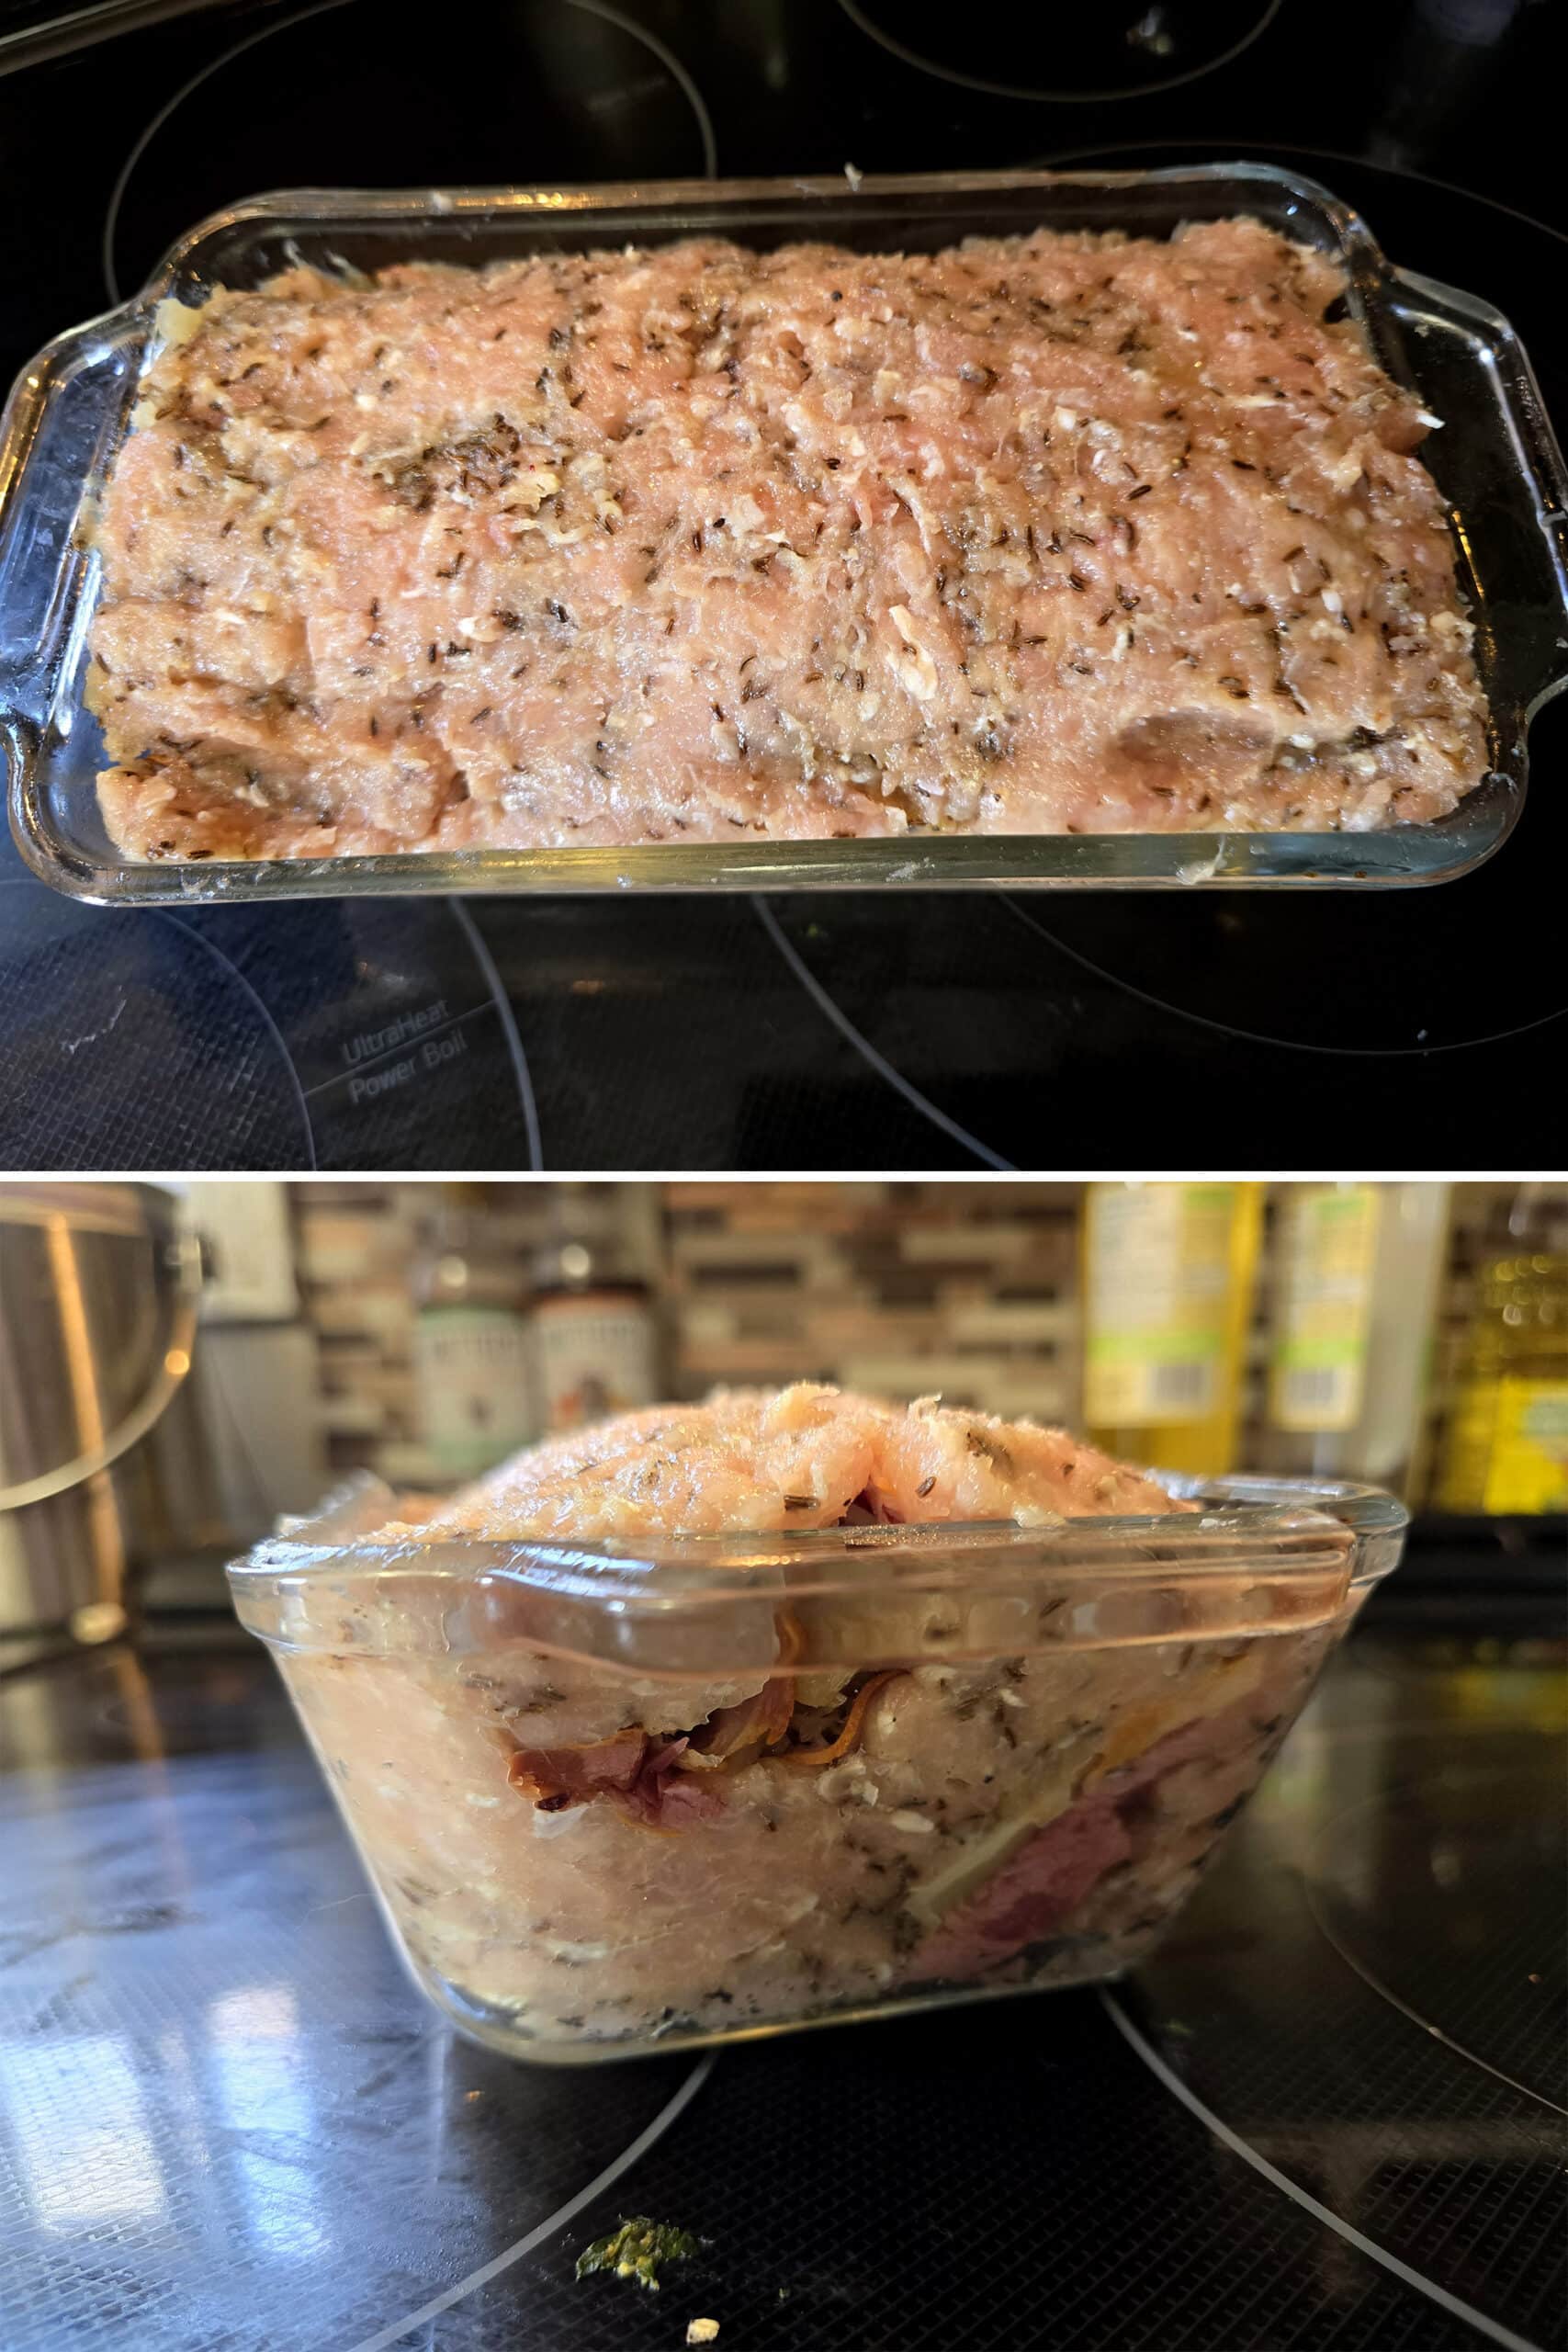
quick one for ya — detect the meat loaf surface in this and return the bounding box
[89,219,1487,860]
[367,1383,1188,1543]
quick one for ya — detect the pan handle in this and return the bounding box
[1384,262,1568,717]
[0,1230,205,1511]
[0,300,147,708]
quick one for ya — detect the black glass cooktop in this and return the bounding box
[3,1621,1562,2351]
[0,0,1564,1170]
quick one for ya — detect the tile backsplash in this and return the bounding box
[282,1181,1566,1502]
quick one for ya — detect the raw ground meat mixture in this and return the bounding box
[89,217,1487,860]
[269,1389,1351,2054]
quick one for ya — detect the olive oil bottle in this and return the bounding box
[1261,1182,1450,1494]
[1082,1182,1264,1477]
[1436,1190,1568,1513]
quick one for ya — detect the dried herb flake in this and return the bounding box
[576,2218,699,2293]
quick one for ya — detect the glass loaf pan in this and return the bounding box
[227,1473,1407,2063]
[4,164,1563,902]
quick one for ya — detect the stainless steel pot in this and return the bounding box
[0,1183,205,1639]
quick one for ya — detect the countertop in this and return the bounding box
[2,1611,1563,2352]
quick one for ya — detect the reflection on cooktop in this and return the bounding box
[1003,890,1568,1060]
[837,0,1282,103]
[0,880,310,1166]
[104,0,715,300]
[1131,1693,1568,2352]
[0,881,541,1170]
[6,842,1568,1170]
[2,1632,1561,2352]
[1306,1763,1568,2108]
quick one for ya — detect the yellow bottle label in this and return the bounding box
[1269,1185,1381,1433]
[1085,1183,1247,1427]
[1477,1378,1568,1513]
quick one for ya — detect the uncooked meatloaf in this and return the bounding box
[88,219,1488,860]
[270,1387,1348,2052]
